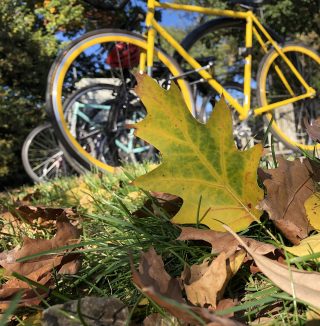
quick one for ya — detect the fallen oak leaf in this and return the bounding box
[131,247,245,325]
[0,267,53,310]
[304,117,320,143]
[181,251,245,309]
[0,216,81,275]
[1,206,78,238]
[133,74,263,232]
[259,157,319,244]
[58,253,82,275]
[130,248,198,324]
[0,216,81,310]
[181,253,228,309]
[131,247,183,303]
[216,299,238,318]
[1,211,21,236]
[177,227,276,257]
[178,226,282,279]
[250,301,283,325]
[21,188,42,203]
[224,225,320,309]
[133,192,182,218]
[249,249,286,275]
[0,291,48,311]
[14,206,74,224]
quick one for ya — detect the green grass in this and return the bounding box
[0,163,317,325]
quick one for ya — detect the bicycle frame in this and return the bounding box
[142,0,316,120]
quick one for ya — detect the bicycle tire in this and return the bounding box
[21,123,77,183]
[173,17,284,83]
[175,17,280,146]
[176,18,246,87]
[177,17,283,51]
[46,29,194,173]
[257,43,320,152]
[63,83,158,168]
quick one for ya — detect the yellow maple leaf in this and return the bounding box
[285,233,320,258]
[65,182,111,212]
[133,74,263,232]
[284,193,320,258]
[305,193,320,231]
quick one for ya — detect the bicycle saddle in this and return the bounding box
[227,0,271,8]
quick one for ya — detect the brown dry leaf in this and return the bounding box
[1,206,77,238]
[177,227,276,257]
[131,247,245,325]
[133,192,182,218]
[0,216,81,310]
[304,117,320,143]
[131,247,183,303]
[13,188,43,207]
[250,302,283,325]
[225,225,320,309]
[0,266,53,310]
[216,299,237,318]
[181,252,245,309]
[4,187,42,207]
[249,250,286,275]
[14,206,75,224]
[0,216,80,275]
[181,254,228,309]
[259,157,319,244]
[1,211,21,236]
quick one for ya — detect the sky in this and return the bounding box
[56,0,196,42]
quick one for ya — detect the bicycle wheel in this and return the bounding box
[21,123,76,183]
[63,83,158,167]
[176,18,246,85]
[257,43,320,152]
[47,29,194,173]
[176,18,279,145]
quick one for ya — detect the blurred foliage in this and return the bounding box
[0,0,138,188]
[0,0,84,187]
[262,0,319,38]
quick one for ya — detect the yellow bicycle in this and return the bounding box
[46,0,320,173]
